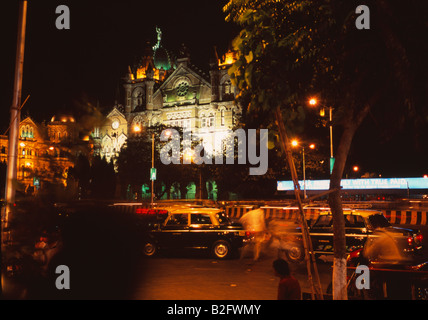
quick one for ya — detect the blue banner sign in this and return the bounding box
[277,178,428,191]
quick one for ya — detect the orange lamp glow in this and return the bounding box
[133,125,142,133]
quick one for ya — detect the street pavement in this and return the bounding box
[2,224,427,300]
[132,224,428,300]
[132,246,332,300]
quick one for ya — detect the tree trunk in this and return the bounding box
[328,126,354,300]
[328,104,371,300]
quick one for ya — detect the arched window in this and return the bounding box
[21,126,27,138]
[224,80,231,95]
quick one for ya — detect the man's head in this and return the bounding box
[273,259,290,277]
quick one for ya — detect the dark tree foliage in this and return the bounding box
[225,0,428,299]
[90,155,116,199]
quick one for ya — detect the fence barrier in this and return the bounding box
[111,202,428,226]
[224,206,428,226]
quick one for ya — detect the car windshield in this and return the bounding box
[216,211,231,224]
[344,214,366,228]
[368,214,391,229]
[313,215,333,227]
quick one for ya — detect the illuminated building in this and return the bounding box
[94,28,241,163]
[93,28,241,199]
[0,113,91,194]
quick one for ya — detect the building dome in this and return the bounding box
[153,46,172,71]
[50,113,75,123]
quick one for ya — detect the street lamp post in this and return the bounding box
[292,140,315,199]
[329,106,333,170]
[4,0,28,229]
[184,149,202,200]
[302,146,306,199]
[309,98,334,174]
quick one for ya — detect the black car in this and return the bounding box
[281,210,423,263]
[141,207,250,259]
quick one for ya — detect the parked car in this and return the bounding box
[281,210,423,263]
[141,207,250,259]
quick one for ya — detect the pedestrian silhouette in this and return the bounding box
[273,258,301,300]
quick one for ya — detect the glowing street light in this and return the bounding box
[291,139,299,147]
[133,124,142,133]
[183,149,195,163]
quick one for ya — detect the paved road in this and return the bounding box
[132,247,332,300]
[2,223,427,300]
[133,224,428,300]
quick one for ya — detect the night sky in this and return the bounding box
[1,0,237,126]
[1,0,427,178]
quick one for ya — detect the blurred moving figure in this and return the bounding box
[239,205,269,261]
[33,229,63,275]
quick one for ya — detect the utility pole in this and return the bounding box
[275,107,324,300]
[1,0,28,297]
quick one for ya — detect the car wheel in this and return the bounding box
[212,240,231,259]
[285,245,305,263]
[142,241,157,257]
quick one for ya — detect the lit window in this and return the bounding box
[208,117,215,127]
[224,81,231,95]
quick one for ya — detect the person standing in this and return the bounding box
[273,258,301,300]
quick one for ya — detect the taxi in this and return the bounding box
[284,210,423,263]
[141,206,249,259]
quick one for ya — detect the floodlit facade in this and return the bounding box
[91,28,241,200]
[93,28,241,164]
[0,113,91,194]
